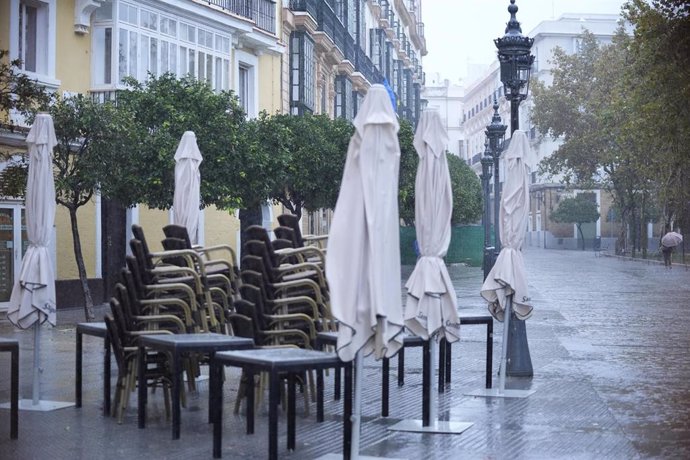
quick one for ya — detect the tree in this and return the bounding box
[258,113,353,220]
[50,94,138,320]
[531,30,652,255]
[447,153,483,225]
[0,49,51,196]
[550,194,600,250]
[0,49,51,119]
[114,73,246,210]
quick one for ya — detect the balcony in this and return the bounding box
[206,0,277,34]
[410,20,426,55]
[290,0,382,85]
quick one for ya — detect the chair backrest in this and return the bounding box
[238,284,272,332]
[104,313,127,371]
[242,240,277,275]
[163,224,192,248]
[240,256,278,300]
[129,238,160,282]
[273,226,298,247]
[161,237,189,267]
[277,214,304,247]
[131,225,154,265]
[244,226,283,266]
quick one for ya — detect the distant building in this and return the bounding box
[422,73,464,158]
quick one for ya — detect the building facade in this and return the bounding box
[0,0,430,311]
[0,0,284,311]
[282,0,426,123]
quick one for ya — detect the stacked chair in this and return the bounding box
[104,217,331,426]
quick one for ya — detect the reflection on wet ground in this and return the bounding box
[0,247,688,459]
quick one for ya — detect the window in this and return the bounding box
[14,0,55,79]
[238,65,249,113]
[103,2,231,90]
[141,9,157,31]
[335,76,353,120]
[290,32,315,115]
[235,50,257,118]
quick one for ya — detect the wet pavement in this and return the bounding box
[1,247,689,459]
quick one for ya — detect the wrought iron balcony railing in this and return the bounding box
[206,0,277,34]
[290,0,382,85]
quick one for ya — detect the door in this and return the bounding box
[0,204,28,310]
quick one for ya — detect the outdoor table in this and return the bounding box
[0,338,19,439]
[396,314,494,390]
[316,313,493,419]
[137,333,254,440]
[315,331,429,417]
[75,322,110,416]
[210,347,352,460]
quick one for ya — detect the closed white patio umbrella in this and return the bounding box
[173,131,202,245]
[474,130,535,398]
[326,84,404,456]
[6,113,72,410]
[391,109,471,434]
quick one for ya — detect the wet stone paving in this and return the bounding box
[0,247,689,459]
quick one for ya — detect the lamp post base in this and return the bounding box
[506,314,533,377]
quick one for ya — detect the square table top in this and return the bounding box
[76,322,108,337]
[213,348,343,371]
[138,333,254,352]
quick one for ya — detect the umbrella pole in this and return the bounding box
[351,351,364,458]
[498,295,512,394]
[428,336,438,424]
[32,322,41,405]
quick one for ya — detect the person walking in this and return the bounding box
[661,244,673,269]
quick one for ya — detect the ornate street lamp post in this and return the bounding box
[486,98,507,254]
[494,0,535,377]
[481,140,494,281]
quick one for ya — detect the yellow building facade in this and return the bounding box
[0,0,284,310]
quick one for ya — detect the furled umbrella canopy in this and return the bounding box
[7,113,57,329]
[480,130,533,321]
[173,131,203,245]
[404,109,460,342]
[326,84,404,362]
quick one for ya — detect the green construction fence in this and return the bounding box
[400,225,485,267]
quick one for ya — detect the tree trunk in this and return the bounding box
[238,205,263,262]
[101,198,127,300]
[69,207,95,321]
[577,224,585,250]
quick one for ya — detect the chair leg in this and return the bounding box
[234,370,248,414]
[163,382,171,421]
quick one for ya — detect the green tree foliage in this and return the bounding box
[550,194,600,250]
[50,94,138,320]
[397,118,483,226]
[447,153,483,225]
[623,0,690,237]
[246,113,353,220]
[0,49,51,119]
[114,73,245,209]
[397,120,417,225]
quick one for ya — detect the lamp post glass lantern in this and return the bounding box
[495,0,534,134]
[493,0,534,377]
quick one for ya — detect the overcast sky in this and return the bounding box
[422,0,627,83]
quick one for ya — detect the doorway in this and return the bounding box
[0,204,28,310]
